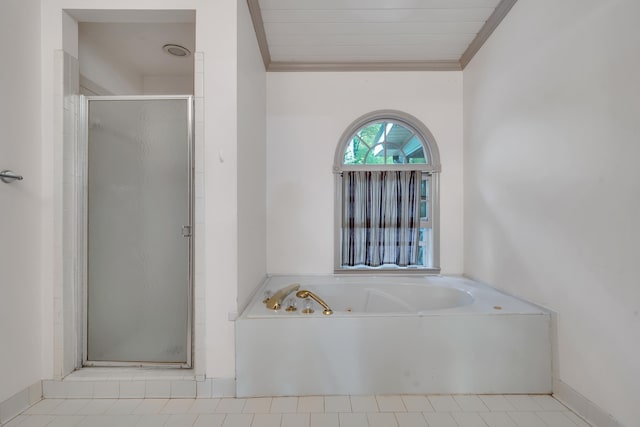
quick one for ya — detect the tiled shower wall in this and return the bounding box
[55,50,81,380]
[193,52,207,384]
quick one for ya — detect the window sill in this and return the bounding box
[334,266,441,275]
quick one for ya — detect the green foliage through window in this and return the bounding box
[343,121,428,166]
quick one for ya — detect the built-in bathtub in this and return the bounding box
[236,275,551,397]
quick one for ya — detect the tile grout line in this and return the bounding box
[3,395,592,427]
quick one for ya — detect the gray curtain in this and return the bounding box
[342,170,421,267]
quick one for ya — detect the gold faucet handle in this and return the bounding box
[264,283,301,310]
[296,289,333,315]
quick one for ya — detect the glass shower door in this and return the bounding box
[85,96,192,366]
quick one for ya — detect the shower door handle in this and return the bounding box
[181,225,192,237]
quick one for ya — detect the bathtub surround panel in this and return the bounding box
[238,316,550,397]
[236,276,551,397]
[463,0,640,425]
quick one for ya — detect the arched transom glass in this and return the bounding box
[343,120,429,166]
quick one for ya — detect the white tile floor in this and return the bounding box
[2,395,591,427]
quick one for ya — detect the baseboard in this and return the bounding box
[0,381,42,424]
[553,379,623,427]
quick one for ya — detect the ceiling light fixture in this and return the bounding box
[162,44,191,57]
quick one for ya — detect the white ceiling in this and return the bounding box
[250,0,517,71]
[69,1,517,75]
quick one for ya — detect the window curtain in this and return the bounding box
[342,170,421,267]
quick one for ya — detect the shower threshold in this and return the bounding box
[66,367,195,381]
[42,368,199,399]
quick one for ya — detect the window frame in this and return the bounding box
[333,110,441,274]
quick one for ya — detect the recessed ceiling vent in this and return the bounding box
[162,44,191,57]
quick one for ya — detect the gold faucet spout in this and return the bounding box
[265,283,300,310]
[296,290,333,315]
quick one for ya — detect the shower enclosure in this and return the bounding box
[82,96,193,367]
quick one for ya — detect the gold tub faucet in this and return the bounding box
[296,290,333,315]
[264,283,300,310]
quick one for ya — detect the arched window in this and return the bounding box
[334,110,440,272]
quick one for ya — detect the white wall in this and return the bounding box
[236,1,267,311]
[78,24,143,95]
[463,0,640,425]
[142,75,193,95]
[267,72,463,275]
[78,22,194,96]
[0,0,43,403]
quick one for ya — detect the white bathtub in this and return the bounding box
[236,275,551,397]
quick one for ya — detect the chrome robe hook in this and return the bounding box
[0,170,23,184]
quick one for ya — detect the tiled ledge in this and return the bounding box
[61,368,196,382]
[42,369,235,399]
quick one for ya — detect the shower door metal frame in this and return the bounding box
[81,95,194,368]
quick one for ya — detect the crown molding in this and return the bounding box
[460,0,518,69]
[268,60,461,72]
[246,0,270,69]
